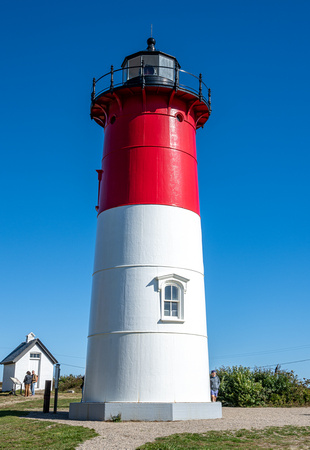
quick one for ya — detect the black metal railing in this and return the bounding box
[91,63,211,111]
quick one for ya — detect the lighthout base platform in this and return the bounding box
[69,401,222,421]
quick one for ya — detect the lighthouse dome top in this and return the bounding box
[91,38,211,128]
[147,37,156,50]
[121,37,179,86]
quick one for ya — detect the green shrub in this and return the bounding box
[110,413,122,422]
[216,366,264,406]
[216,366,310,407]
[58,374,83,392]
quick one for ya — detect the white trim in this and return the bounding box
[156,273,189,292]
[88,331,208,338]
[93,265,203,277]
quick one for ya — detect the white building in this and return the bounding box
[1,332,58,392]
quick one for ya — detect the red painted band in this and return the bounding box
[94,91,202,215]
[99,146,199,214]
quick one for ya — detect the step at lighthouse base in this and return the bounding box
[69,402,222,421]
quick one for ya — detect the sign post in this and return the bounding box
[10,377,22,395]
[53,363,60,414]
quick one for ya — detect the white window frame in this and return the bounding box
[30,353,41,359]
[156,274,189,323]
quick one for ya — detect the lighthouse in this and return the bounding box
[70,38,222,421]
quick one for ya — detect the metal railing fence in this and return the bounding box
[91,63,211,110]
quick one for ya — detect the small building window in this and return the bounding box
[30,353,40,359]
[156,274,189,322]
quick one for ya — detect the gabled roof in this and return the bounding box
[0,338,58,365]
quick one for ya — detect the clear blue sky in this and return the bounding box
[1,0,309,381]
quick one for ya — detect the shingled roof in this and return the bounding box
[0,338,58,365]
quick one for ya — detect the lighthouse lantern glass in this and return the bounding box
[158,55,175,81]
[125,56,140,80]
[142,54,158,75]
[123,53,175,83]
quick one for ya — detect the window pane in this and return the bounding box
[165,286,171,300]
[172,286,179,300]
[171,302,178,316]
[164,301,170,316]
[128,56,141,79]
[159,55,175,81]
[143,55,159,76]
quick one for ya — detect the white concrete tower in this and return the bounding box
[70,38,222,421]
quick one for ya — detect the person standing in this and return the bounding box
[210,370,220,402]
[81,376,84,402]
[23,371,32,397]
[31,370,37,396]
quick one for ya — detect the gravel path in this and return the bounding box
[28,407,310,449]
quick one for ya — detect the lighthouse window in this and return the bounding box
[164,285,180,317]
[156,273,189,323]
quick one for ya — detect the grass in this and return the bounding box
[0,391,81,409]
[2,391,310,449]
[0,392,98,449]
[137,426,310,449]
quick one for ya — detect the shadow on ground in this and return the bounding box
[0,410,28,418]
[27,411,69,420]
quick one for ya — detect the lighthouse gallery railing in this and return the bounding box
[91,64,211,112]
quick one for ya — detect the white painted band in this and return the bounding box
[93,204,204,273]
[85,203,210,404]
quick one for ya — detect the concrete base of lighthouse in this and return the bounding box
[69,401,222,421]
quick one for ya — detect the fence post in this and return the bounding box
[141,59,145,89]
[53,364,60,414]
[175,64,179,91]
[208,88,211,111]
[199,73,202,102]
[91,77,96,103]
[110,65,114,91]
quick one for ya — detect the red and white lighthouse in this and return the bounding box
[70,38,222,421]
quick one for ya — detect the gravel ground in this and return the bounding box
[27,407,310,449]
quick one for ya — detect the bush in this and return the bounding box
[216,366,264,406]
[58,374,83,392]
[216,366,310,407]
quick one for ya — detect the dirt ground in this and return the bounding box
[26,406,310,450]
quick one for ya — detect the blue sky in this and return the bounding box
[1,0,309,382]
